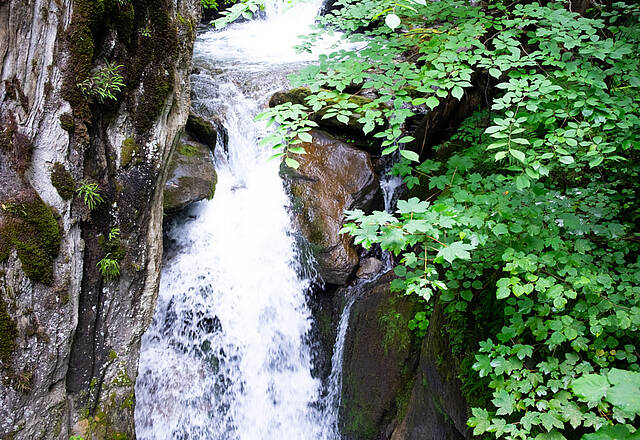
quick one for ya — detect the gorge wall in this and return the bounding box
[0,0,200,438]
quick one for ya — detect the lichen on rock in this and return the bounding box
[120,137,140,168]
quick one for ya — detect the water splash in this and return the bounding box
[135,3,344,439]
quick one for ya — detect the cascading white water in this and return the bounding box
[135,4,345,439]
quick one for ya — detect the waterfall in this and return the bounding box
[135,4,343,439]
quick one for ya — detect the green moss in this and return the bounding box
[207,171,218,200]
[98,233,125,262]
[129,7,178,133]
[186,114,217,149]
[120,137,140,168]
[59,113,75,132]
[176,143,202,157]
[0,296,17,366]
[50,162,75,200]
[64,0,103,120]
[380,303,411,356]
[114,1,134,45]
[342,382,378,439]
[394,376,415,423]
[1,196,61,285]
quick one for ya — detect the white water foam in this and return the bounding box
[135,3,347,439]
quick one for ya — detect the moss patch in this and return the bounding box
[63,0,104,120]
[0,195,61,285]
[97,233,125,262]
[176,143,202,157]
[59,112,75,132]
[186,114,217,149]
[0,295,17,366]
[50,162,75,200]
[127,5,179,133]
[120,137,140,168]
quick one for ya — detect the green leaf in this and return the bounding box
[492,389,516,415]
[582,425,640,440]
[381,145,398,155]
[425,96,439,110]
[571,374,610,403]
[510,149,526,163]
[400,149,420,162]
[298,132,313,143]
[452,86,464,100]
[437,241,474,264]
[288,147,307,154]
[284,157,300,169]
[559,156,574,165]
[385,13,401,29]
[606,386,640,413]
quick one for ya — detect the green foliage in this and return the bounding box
[78,61,125,103]
[201,0,218,9]
[76,181,104,211]
[97,253,120,281]
[211,0,265,28]
[265,0,640,438]
[108,227,120,241]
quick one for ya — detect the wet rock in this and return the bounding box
[186,113,218,150]
[164,137,217,214]
[356,257,384,279]
[390,302,470,440]
[285,129,380,285]
[339,272,420,439]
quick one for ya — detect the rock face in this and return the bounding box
[164,137,217,214]
[339,272,420,440]
[0,0,200,438]
[390,302,470,440]
[285,129,380,285]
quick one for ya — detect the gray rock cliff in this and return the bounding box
[0,0,201,438]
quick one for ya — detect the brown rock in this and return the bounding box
[286,129,380,285]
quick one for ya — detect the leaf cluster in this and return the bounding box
[264,0,640,438]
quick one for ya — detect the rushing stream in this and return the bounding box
[135,2,346,439]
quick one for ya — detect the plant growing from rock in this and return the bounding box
[97,253,120,281]
[77,61,125,103]
[76,181,104,211]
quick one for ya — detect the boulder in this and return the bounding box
[356,257,384,279]
[186,113,218,150]
[164,137,217,214]
[390,301,470,440]
[339,272,420,439]
[285,129,380,285]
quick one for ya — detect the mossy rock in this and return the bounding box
[0,295,17,366]
[0,194,61,285]
[186,114,217,150]
[120,137,141,168]
[284,129,380,285]
[50,162,75,200]
[164,140,217,214]
[339,272,420,439]
[59,113,75,132]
